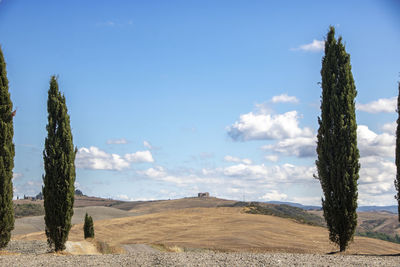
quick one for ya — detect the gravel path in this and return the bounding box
[1,241,399,266]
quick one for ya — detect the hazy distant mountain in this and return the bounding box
[266,201,398,213]
[357,205,397,213]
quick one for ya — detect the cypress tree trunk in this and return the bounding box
[43,76,76,251]
[0,47,15,248]
[316,26,360,252]
[395,82,400,220]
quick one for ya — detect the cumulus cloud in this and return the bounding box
[262,124,394,159]
[271,94,299,103]
[382,121,396,134]
[76,146,154,171]
[223,163,315,183]
[223,163,269,177]
[357,155,396,205]
[125,150,154,163]
[265,155,279,162]
[356,97,396,113]
[227,106,313,141]
[224,155,252,165]
[140,166,166,178]
[292,40,325,52]
[357,125,395,158]
[263,136,316,158]
[259,190,288,201]
[107,138,128,145]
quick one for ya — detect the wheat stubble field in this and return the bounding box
[5,197,400,266]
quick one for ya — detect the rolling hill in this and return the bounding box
[15,206,400,255]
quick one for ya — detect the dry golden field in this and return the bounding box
[15,206,400,255]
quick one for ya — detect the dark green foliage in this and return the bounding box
[395,82,400,221]
[0,47,15,248]
[14,204,44,218]
[43,76,76,251]
[83,212,94,239]
[245,202,325,227]
[356,231,400,244]
[315,26,360,252]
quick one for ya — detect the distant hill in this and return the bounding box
[266,201,321,210]
[357,205,397,213]
[16,206,400,255]
[266,201,398,214]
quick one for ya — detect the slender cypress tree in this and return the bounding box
[395,82,400,220]
[0,47,15,248]
[43,76,76,251]
[315,26,360,252]
[83,212,94,239]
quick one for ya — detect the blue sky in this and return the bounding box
[0,0,399,205]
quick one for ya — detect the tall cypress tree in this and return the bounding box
[43,76,76,251]
[395,82,400,220]
[315,26,360,252]
[0,47,15,248]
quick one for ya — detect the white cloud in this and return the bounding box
[261,123,395,159]
[125,150,154,163]
[76,146,154,171]
[227,106,312,141]
[144,141,152,149]
[357,155,396,205]
[356,97,396,113]
[357,125,395,158]
[382,121,397,134]
[265,155,279,162]
[107,138,128,145]
[224,163,269,178]
[271,94,299,103]
[259,190,288,201]
[263,136,316,158]
[292,39,325,52]
[222,163,315,183]
[224,155,252,165]
[140,166,166,178]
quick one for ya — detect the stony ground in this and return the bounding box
[1,241,399,266]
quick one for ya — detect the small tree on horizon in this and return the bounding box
[0,46,15,248]
[395,82,400,220]
[315,26,360,252]
[83,212,94,239]
[43,76,76,251]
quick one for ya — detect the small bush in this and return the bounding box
[83,213,94,239]
[14,203,44,218]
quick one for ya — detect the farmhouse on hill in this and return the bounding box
[198,192,210,198]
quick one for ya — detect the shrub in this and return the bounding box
[84,212,94,239]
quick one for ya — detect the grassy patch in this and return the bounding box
[93,239,124,254]
[356,231,400,244]
[151,244,184,252]
[359,219,386,231]
[14,203,44,218]
[244,202,326,227]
